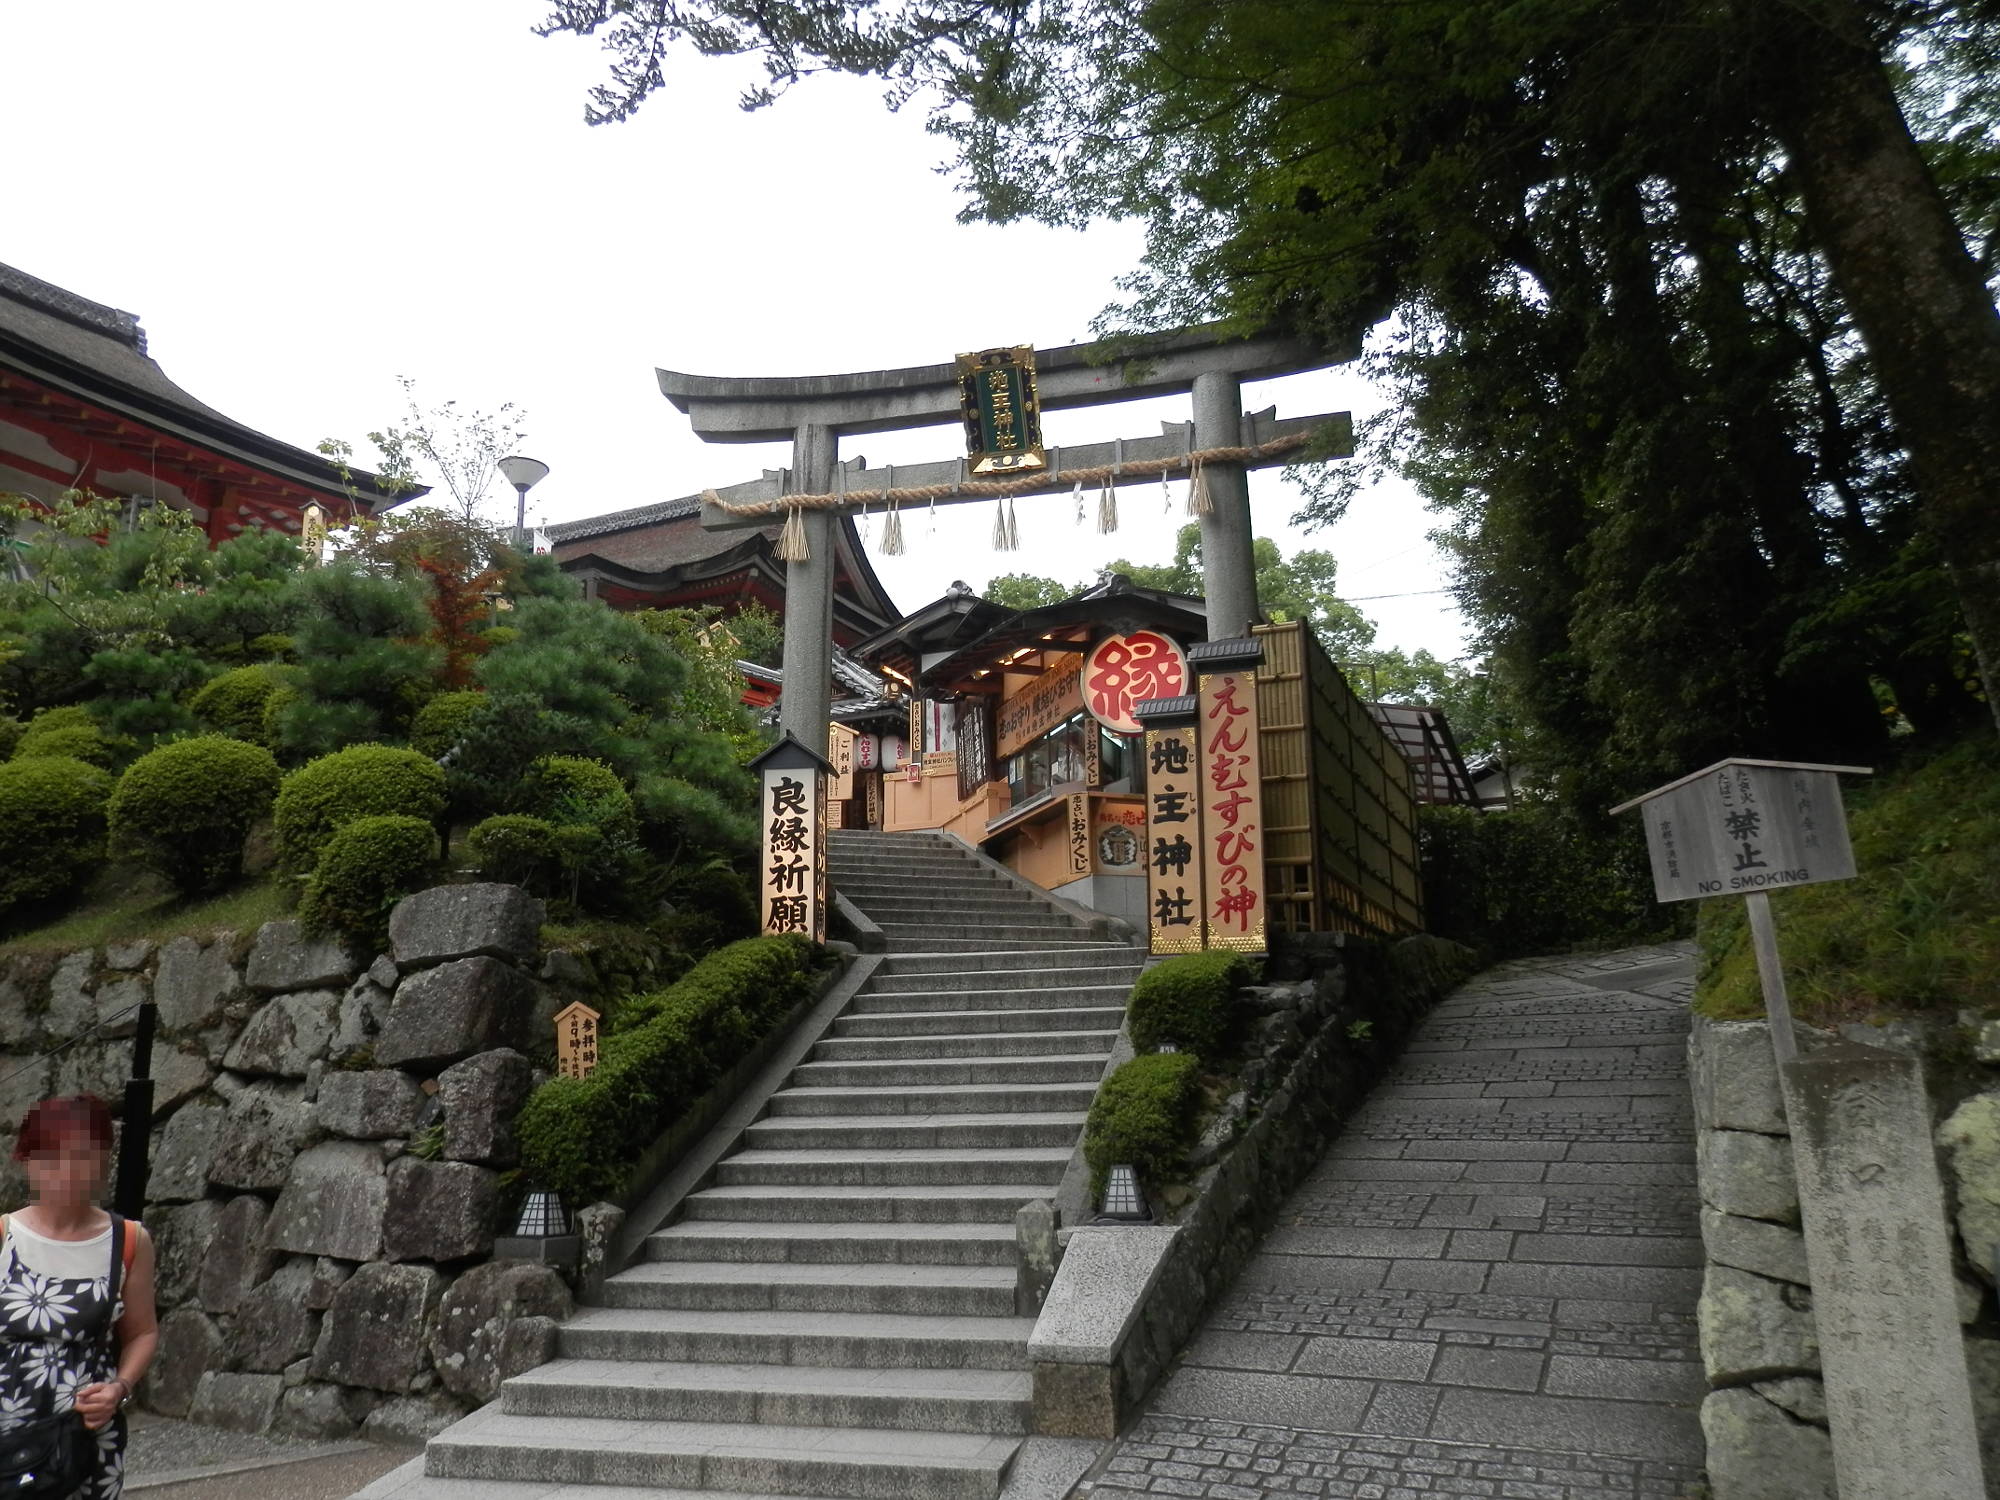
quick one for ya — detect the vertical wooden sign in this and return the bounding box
[1144,724,1204,954]
[1066,793,1092,878]
[1198,668,1266,952]
[759,764,824,943]
[553,1001,601,1080]
[827,723,857,801]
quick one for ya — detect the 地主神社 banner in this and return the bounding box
[1199,667,1266,952]
[1144,723,1204,954]
[760,765,825,943]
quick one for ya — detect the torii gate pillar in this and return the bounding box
[1193,370,1259,639]
[778,425,836,743]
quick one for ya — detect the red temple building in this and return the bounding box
[0,261,406,538]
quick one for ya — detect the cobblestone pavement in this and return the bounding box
[1083,944,1708,1500]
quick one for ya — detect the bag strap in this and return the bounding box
[107,1215,125,1308]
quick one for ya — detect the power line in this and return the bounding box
[1341,588,1457,602]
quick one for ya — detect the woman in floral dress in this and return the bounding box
[0,1096,158,1499]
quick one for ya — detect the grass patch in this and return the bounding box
[1694,733,2000,1025]
[0,866,292,956]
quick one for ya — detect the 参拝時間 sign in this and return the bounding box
[1623,760,1864,903]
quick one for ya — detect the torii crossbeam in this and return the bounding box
[664,323,1358,739]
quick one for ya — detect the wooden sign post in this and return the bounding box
[1135,696,1204,956]
[752,732,833,945]
[1611,758,1867,1064]
[1190,638,1267,955]
[553,1001,601,1081]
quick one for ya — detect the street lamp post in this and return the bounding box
[497,455,550,550]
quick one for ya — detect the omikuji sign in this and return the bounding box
[753,733,831,944]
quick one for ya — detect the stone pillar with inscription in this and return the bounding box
[1134,697,1204,955]
[1779,1039,1987,1497]
[751,733,832,945]
[1189,638,1267,954]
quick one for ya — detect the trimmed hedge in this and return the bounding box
[0,717,21,762]
[1128,950,1255,1061]
[410,690,485,759]
[14,707,114,769]
[467,813,557,888]
[273,744,446,872]
[190,665,285,743]
[299,814,439,949]
[109,736,282,894]
[517,935,822,1204]
[1083,1051,1202,1197]
[0,756,114,919]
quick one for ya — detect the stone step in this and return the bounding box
[556,1307,1036,1370]
[877,950,1141,980]
[765,1082,1099,1117]
[680,1183,1049,1225]
[791,1054,1108,1089]
[500,1359,1032,1435]
[424,1409,1018,1500]
[841,890,1052,912]
[601,1261,1019,1316]
[830,856,995,876]
[880,938,1122,954]
[715,1147,1071,1189]
[644,1221,1019,1267]
[851,982,1135,1012]
[813,1028,1119,1062]
[872,921,1093,942]
[834,873,1015,893]
[833,1005,1127,1038]
[742,1111,1086,1153]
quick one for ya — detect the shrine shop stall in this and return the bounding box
[846,575,1428,947]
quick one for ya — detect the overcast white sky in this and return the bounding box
[0,0,1469,658]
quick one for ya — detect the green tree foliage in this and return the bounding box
[0,757,113,921]
[409,689,486,759]
[540,0,2000,785]
[271,564,442,759]
[13,707,116,770]
[109,736,282,895]
[1127,950,1253,1061]
[982,573,1071,610]
[467,814,559,890]
[190,665,288,744]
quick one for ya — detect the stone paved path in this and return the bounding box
[1084,944,1708,1500]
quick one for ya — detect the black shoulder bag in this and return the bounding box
[0,1214,124,1495]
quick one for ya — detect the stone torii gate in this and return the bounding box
[663,324,1356,740]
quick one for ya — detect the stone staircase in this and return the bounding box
[383,830,1140,1500]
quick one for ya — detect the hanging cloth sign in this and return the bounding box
[957,346,1048,475]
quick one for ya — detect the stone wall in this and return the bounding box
[1689,1014,2000,1497]
[0,883,575,1444]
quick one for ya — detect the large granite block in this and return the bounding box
[315,1069,424,1140]
[382,1157,500,1263]
[222,990,341,1077]
[245,920,356,995]
[374,958,536,1070]
[437,1048,531,1165]
[389,884,543,971]
[310,1261,444,1394]
[264,1140,388,1262]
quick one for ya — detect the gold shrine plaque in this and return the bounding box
[957,346,1047,475]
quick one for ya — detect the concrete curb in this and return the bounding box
[126,1440,376,1492]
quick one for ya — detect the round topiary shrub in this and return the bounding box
[273,744,447,873]
[0,716,22,762]
[109,735,282,895]
[467,813,557,888]
[299,814,439,948]
[13,707,114,769]
[410,690,486,759]
[0,756,114,919]
[1082,1051,1203,1197]
[1127,950,1255,1061]
[524,755,634,833]
[189,665,285,743]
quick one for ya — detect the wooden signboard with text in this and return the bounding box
[1198,667,1267,952]
[553,1001,601,1081]
[827,723,857,802]
[1144,724,1204,955]
[759,763,826,943]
